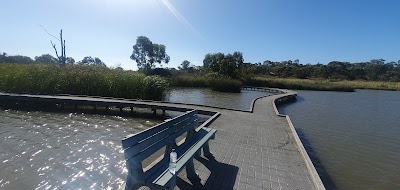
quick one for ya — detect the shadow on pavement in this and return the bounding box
[176,155,239,190]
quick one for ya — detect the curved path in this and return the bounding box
[0,91,323,190]
[180,91,319,190]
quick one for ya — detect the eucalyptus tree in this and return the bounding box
[35,54,58,64]
[130,36,170,72]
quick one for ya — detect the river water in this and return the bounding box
[0,88,268,189]
[2,88,398,190]
[279,90,400,190]
[164,88,270,110]
[0,110,158,190]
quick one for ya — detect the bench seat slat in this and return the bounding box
[141,128,209,182]
[149,128,217,187]
[124,117,199,160]
[122,110,197,149]
[125,121,204,181]
[123,115,197,160]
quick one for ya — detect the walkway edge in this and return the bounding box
[272,90,326,190]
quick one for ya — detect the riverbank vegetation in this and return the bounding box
[167,52,400,92]
[244,77,355,92]
[0,63,168,100]
[2,35,400,93]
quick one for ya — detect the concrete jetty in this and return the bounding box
[0,90,324,190]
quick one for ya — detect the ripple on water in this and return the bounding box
[0,110,159,189]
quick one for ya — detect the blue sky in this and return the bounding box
[1,0,399,70]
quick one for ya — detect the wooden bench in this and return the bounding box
[122,110,217,190]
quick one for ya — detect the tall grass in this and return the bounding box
[0,63,169,100]
[245,77,355,92]
[245,77,400,91]
[169,75,208,87]
[209,78,242,92]
[170,74,243,92]
[338,80,400,91]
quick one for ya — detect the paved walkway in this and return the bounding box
[172,94,317,190]
[0,92,319,190]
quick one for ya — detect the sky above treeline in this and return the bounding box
[1,0,399,70]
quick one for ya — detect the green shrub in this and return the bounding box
[244,77,355,92]
[142,75,169,100]
[209,78,243,93]
[170,75,209,87]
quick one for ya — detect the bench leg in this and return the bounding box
[125,174,143,190]
[186,158,197,179]
[203,141,213,158]
[194,149,201,158]
[166,175,177,190]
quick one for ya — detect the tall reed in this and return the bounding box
[244,77,355,92]
[170,75,243,92]
[0,64,169,100]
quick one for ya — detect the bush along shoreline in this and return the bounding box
[169,75,399,92]
[244,77,355,92]
[169,75,357,92]
[0,63,169,100]
[2,64,399,97]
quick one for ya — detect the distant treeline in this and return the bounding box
[0,52,107,67]
[242,59,400,82]
[172,52,400,82]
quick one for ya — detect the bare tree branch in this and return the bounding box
[39,25,60,42]
[50,40,60,62]
[63,40,66,64]
[40,25,67,67]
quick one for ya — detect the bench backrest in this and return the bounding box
[122,110,199,181]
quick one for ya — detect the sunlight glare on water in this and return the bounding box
[0,110,159,189]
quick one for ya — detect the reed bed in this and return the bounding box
[245,77,355,92]
[0,64,168,100]
[170,75,243,92]
[337,80,400,91]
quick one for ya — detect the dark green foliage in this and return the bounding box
[244,77,354,92]
[142,76,169,101]
[130,36,170,72]
[203,51,243,78]
[145,68,172,77]
[170,75,209,87]
[209,78,243,93]
[35,54,58,64]
[65,57,75,64]
[243,59,400,82]
[0,52,34,64]
[78,56,106,67]
[178,60,193,72]
[170,74,242,92]
[0,63,168,100]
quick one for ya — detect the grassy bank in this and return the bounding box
[169,75,209,88]
[171,75,400,92]
[246,77,400,91]
[209,78,242,92]
[170,75,242,92]
[245,77,355,92]
[0,64,168,100]
[171,75,357,92]
[337,80,400,91]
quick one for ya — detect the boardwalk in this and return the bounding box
[0,91,323,190]
[175,92,321,190]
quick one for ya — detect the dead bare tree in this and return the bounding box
[40,25,66,67]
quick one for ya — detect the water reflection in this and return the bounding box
[0,110,158,190]
[164,88,271,110]
[279,89,400,190]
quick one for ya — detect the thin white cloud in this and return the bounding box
[160,0,200,35]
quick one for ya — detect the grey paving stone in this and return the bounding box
[127,93,321,189]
